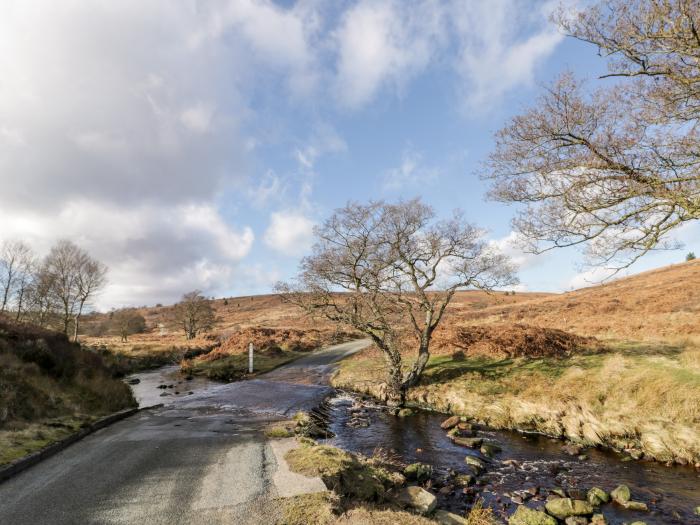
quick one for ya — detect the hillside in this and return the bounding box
[0,316,136,465]
[450,259,700,341]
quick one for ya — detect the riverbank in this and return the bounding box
[0,317,136,466]
[330,340,700,466]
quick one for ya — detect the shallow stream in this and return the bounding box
[127,357,700,525]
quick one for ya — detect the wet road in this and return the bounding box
[0,339,370,525]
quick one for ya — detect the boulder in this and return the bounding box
[695,506,700,516]
[454,473,475,486]
[564,518,588,525]
[590,514,607,525]
[480,442,502,457]
[464,455,486,472]
[622,501,648,511]
[404,462,433,482]
[393,486,437,515]
[587,487,610,506]
[434,509,468,525]
[610,484,631,504]
[508,506,557,525]
[544,498,594,519]
[441,416,461,429]
[397,408,414,417]
[452,436,483,448]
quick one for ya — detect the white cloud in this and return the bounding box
[0,201,254,309]
[489,231,542,271]
[451,0,563,109]
[333,0,446,108]
[383,149,439,190]
[180,102,214,134]
[264,211,315,257]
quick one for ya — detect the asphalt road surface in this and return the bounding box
[0,339,370,525]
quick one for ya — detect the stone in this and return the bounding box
[454,473,475,486]
[544,498,594,519]
[587,487,610,506]
[508,505,557,525]
[628,449,644,460]
[550,488,567,498]
[394,486,437,515]
[480,442,502,457]
[622,501,648,511]
[564,518,588,525]
[629,522,647,525]
[434,509,468,525]
[561,443,583,456]
[126,378,140,385]
[464,455,486,472]
[590,514,607,525]
[695,506,700,516]
[610,485,631,504]
[441,416,461,429]
[397,408,414,417]
[404,462,433,482]
[452,436,483,448]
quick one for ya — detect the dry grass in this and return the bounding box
[464,500,499,525]
[0,317,136,465]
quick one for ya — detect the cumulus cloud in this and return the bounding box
[489,231,542,271]
[264,211,316,257]
[451,0,563,109]
[333,0,446,108]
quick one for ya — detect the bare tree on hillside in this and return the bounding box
[276,199,516,405]
[111,309,147,342]
[0,240,34,314]
[173,291,215,340]
[43,240,107,340]
[483,0,700,270]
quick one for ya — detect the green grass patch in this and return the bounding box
[182,350,305,381]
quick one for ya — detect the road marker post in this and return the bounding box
[248,342,254,374]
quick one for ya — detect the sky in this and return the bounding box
[1,0,698,310]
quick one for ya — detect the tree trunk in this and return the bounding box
[73,315,80,343]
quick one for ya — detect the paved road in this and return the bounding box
[0,339,370,525]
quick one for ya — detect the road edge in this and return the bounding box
[0,404,162,485]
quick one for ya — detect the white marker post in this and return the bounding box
[248,342,254,374]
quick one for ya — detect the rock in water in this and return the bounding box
[544,498,594,519]
[508,506,557,525]
[610,484,631,504]
[464,455,486,472]
[397,408,414,417]
[441,415,461,430]
[404,462,433,482]
[394,486,437,515]
[622,501,648,511]
[564,518,588,525]
[126,378,140,385]
[590,514,607,525]
[587,487,610,506]
[480,442,502,457]
[451,436,483,448]
[434,509,468,525]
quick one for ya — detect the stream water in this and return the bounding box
[127,358,700,525]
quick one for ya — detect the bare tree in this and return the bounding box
[0,240,34,314]
[24,262,58,327]
[111,309,147,342]
[43,240,107,340]
[483,0,700,270]
[277,199,516,405]
[173,291,215,340]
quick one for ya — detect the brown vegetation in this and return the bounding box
[0,315,135,464]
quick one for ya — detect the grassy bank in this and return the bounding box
[0,317,136,465]
[181,349,305,381]
[276,439,499,525]
[331,340,700,465]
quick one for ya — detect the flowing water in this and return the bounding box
[127,347,700,525]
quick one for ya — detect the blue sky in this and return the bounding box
[1,0,698,308]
